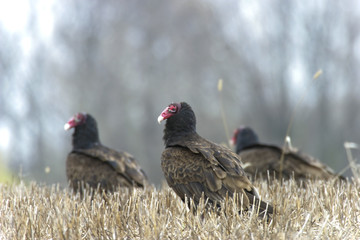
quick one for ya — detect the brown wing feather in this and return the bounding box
[162,137,273,214]
[240,144,340,180]
[162,147,236,206]
[172,134,246,177]
[67,144,148,191]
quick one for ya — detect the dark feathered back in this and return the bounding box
[66,113,148,192]
[233,126,344,181]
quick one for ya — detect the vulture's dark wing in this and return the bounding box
[72,144,148,187]
[240,143,342,180]
[163,134,272,214]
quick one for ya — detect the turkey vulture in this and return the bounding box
[158,102,273,216]
[231,126,344,181]
[64,113,148,192]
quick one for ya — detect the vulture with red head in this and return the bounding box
[231,126,344,181]
[64,113,148,192]
[158,102,273,216]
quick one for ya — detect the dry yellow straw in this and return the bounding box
[218,79,230,147]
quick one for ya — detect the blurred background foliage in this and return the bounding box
[0,0,359,186]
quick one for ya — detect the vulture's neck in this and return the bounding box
[72,124,100,149]
[236,136,259,153]
[163,108,196,147]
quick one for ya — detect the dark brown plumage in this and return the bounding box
[158,102,273,216]
[231,126,345,181]
[65,113,148,192]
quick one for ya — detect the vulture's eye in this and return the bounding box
[75,114,83,123]
[168,105,177,113]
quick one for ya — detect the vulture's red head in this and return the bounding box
[157,103,182,124]
[231,126,259,153]
[64,113,87,130]
[230,128,241,146]
[158,102,196,146]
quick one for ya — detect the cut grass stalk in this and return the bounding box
[217,79,231,148]
[279,69,323,181]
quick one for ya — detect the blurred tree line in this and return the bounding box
[0,0,359,185]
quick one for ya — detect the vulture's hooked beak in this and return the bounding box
[157,115,164,124]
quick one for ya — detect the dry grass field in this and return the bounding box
[0,178,359,240]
